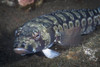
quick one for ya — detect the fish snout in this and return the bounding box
[14,48,28,55]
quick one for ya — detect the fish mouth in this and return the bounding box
[14,48,28,55]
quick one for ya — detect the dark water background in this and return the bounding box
[0,0,100,67]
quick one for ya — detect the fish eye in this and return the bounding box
[32,32,40,40]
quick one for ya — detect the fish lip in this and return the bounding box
[14,48,28,55]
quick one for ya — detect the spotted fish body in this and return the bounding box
[14,7,100,58]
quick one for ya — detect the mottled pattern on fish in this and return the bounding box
[14,7,100,54]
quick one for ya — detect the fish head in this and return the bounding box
[14,36,38,55]
[14,24,51,55]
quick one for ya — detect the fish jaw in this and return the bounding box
[14,48,33,55]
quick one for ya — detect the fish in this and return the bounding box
[14,7,100,59]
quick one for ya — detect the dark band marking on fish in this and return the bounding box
[50,13,64,26]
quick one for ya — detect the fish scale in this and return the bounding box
[14,7,100,58]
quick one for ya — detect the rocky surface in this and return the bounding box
[0,0,100,67]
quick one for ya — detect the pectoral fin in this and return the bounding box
[60,27,82,46]
[42,48,60,59]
